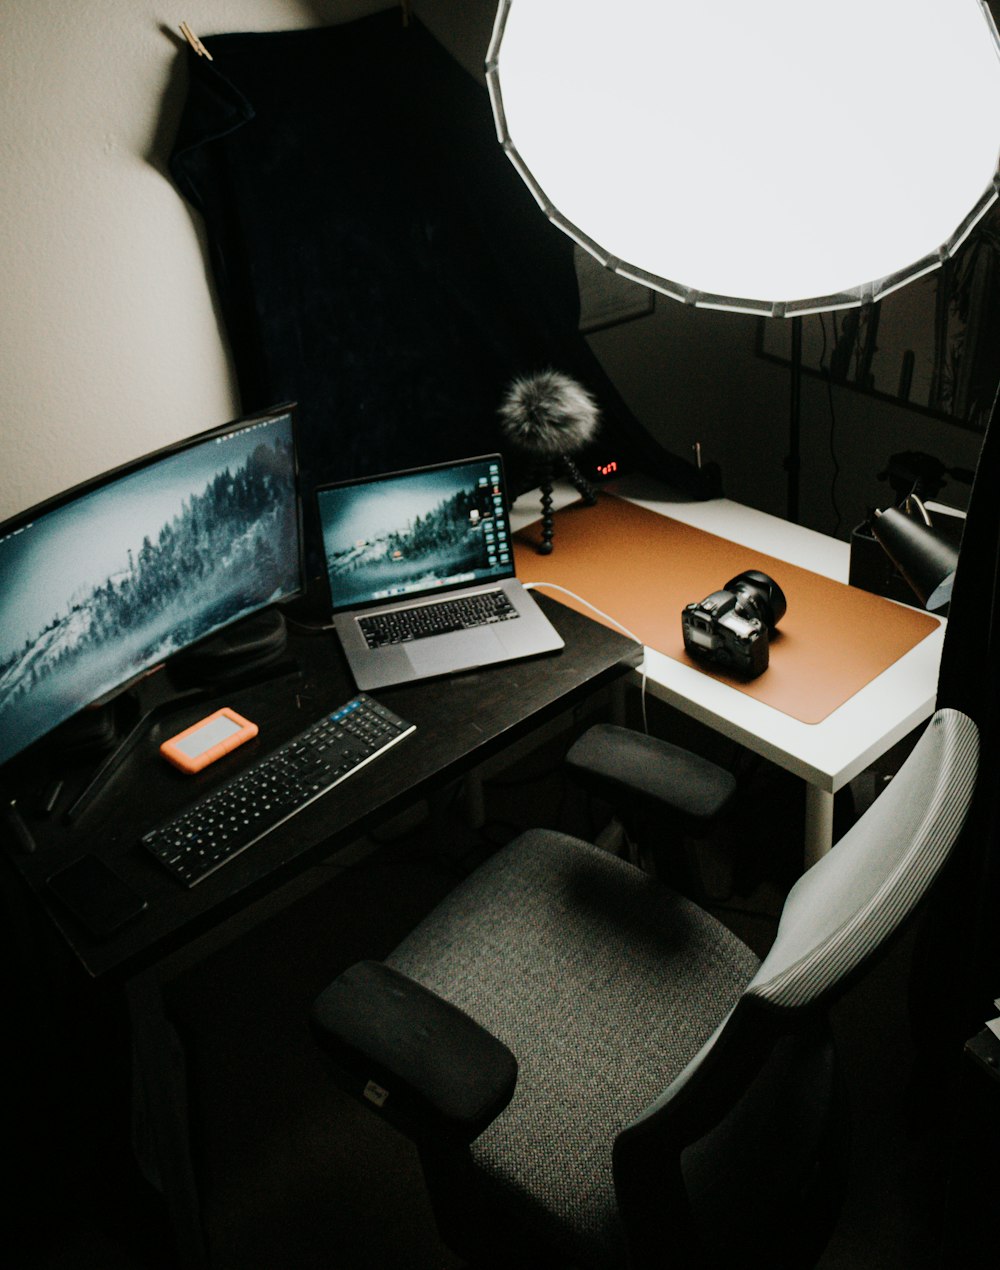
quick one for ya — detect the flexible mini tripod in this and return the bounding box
[526,453,599,554]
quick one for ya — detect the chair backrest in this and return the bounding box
[614,708,979,1268]
[748,706,979,1011]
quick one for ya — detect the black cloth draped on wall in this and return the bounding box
[168,11,707,545]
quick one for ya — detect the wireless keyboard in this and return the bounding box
[142,694,415,887]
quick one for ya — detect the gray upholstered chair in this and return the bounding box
[311,708,978,1269]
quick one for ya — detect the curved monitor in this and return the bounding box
[0,405,302,768]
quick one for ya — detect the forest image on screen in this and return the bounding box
[0,417,298,766]
[322,461,509,610]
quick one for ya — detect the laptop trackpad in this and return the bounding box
[406,628,504,675]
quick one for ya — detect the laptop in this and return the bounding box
[316,454,564,690]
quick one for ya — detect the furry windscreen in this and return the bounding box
[498,370,601,456]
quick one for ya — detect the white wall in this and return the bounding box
[0,0,495,523]
[1,0,986,538]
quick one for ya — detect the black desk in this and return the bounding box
[1,595,640,1265]
[4,594,639,980]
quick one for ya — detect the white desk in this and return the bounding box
[510,474,944,866]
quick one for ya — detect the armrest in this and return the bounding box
[566,724,736,827]
[310,960,517,1143]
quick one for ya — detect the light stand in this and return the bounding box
[788,316,803,524]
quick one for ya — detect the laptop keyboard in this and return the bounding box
[358,590,519,648]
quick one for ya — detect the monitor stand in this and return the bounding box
[61,609,298,824]
[169,607,291,687]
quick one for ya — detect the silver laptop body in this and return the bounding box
[316,454,564,690]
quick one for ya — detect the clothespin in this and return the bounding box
[179,21,213,61]
[400,1,412,26]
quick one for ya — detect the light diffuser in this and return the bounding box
[487,0,1000,315]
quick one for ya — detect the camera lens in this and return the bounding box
[724,570,786,632]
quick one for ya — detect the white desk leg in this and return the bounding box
[803,785,835,870]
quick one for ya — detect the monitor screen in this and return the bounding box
[316,454,514,613]
[0,406,302,768]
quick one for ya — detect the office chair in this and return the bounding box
[311,708,978,1269]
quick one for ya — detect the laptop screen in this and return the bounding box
[317,454,516,613]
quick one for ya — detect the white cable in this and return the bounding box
[523,580,650,734]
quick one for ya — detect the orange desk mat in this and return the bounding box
[512,494,938,725]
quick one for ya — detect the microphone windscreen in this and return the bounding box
[498,370,600,456]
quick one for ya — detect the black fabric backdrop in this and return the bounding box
[168,11,711,577]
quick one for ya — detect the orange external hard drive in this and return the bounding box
[160,707,259,774]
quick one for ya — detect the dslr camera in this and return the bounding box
[681,570,786,680]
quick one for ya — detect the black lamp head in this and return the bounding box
[871,505,958,612]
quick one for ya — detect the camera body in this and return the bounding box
[681,570,786,680]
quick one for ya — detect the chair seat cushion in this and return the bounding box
[386,830,759,1267]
